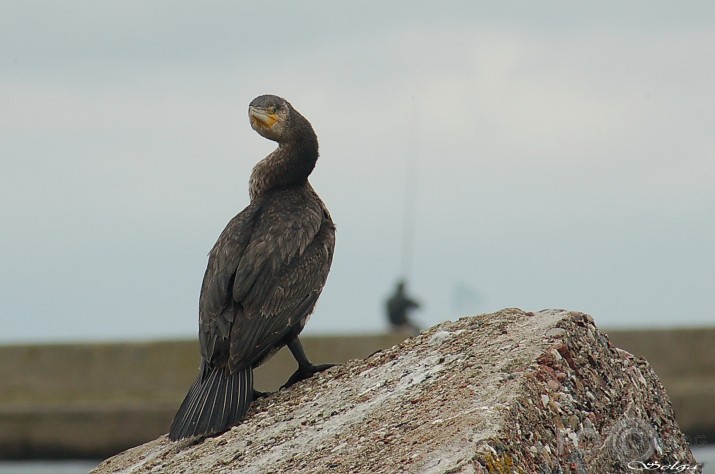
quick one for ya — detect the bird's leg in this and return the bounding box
[281,337,336,389]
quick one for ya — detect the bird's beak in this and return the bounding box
[249,106,278,129]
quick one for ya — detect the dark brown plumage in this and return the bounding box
[169,95,335,441]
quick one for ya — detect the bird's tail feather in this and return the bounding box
[168,363,253,441]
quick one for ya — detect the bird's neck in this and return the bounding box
[249,139,319,200]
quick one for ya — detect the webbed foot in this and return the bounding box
[252,389,272,399]
[281,363,336,390]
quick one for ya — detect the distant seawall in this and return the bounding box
[0,325,712,459]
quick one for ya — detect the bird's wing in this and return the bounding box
[228,216,334,370]
[198,203,259,364]
[198,190,334,370]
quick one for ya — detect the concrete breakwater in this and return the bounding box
[0,317,712,460]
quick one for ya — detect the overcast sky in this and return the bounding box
[1,2,714,343]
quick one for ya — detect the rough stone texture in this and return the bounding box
[92,309,700,473]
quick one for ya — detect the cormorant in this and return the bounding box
[169,95,336,441]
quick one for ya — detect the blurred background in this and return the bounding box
[1,1,713,472]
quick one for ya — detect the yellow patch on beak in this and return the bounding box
[249,107,278,129]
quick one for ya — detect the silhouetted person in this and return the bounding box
[386,280,421,335]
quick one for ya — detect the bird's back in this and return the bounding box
[199,183,335,373]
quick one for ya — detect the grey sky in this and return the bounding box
[1,2,714,342]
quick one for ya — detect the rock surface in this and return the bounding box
[92,309,699,473]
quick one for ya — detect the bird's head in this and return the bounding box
[248,95,297,143]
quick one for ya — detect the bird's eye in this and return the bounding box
[267,106,277,115]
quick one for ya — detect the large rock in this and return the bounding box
[92,309,699,473]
